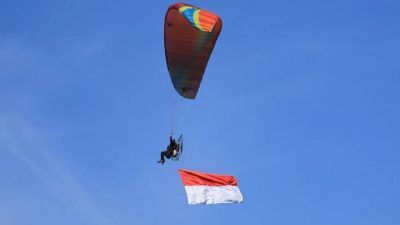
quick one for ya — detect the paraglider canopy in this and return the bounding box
[164,3,222,99]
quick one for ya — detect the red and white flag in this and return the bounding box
[178,169,243,204]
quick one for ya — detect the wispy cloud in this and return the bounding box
[0,115,117,225]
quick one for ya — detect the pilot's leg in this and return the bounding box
[158,151,166,164]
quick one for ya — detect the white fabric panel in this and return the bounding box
[184,185,243,204]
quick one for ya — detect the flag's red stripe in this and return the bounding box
[178,169,238,186]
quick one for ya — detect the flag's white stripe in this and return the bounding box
[184,185,243,204]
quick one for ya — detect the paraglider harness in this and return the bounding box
[158,135,183,164]
[170,135,183,161]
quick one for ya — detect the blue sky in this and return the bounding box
[1,0,400,224]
